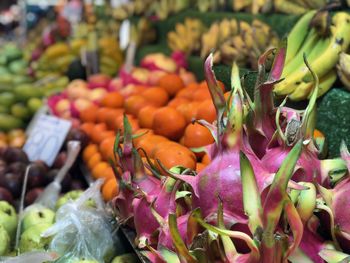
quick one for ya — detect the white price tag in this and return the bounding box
[23,115,72,166]
[119,20,131,50]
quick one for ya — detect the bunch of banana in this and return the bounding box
[197,0,225,12]
[337,52,350,91]
[98,36,123,76]
[200,18,279,69]
[274,11,350,101]
[232,0,271,14]
[167,18,206,55]
[133,18,157,47]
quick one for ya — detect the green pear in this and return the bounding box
[0,224,10,256]
[111,253,138,263]
[0,201,17,241]
[19,223,52,253]
[22,207,55,232]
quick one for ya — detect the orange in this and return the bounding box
[176,102,200,124]
[196,99,216,123]
[80,122,95,138]
[136,135,168,157]
[93,130,115,144]
[124,95,149,117]
[90,123,107,143]
[154,143,196,175]
[202,153,211,164]
[142,87,169,107]
[103,166,116,180]
[183,123,214,148]
[91,162,109,179]
[138,105,157,129]
[193,86,211,101]
[314,129,324,139]
[196,162,206,173]
[199,80,225,92]
[82,144,98,162]
[158,73,185,97]
[168,97,190,108]
[102,177,119,201]
[79,104,98,123]
[106,109,125,129]
[153,107,186,140]
[100,91,124,108]
[99,136,116,161]
[133,128,154,147]
[176,83,199,100]
[87,152,102,169]
[96,107,113,123]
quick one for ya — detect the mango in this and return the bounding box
[27,98,43,114]
[0,114,24,131]
[11,103,31,120]
[14,84,43,102]
[0,92,15,107]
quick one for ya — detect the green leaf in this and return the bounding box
[169,214,198,263]
[240,151,263,234]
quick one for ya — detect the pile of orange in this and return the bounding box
[79,72,227,202]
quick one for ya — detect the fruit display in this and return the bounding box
[168,18,279,69]
[274,11,350,100]
[0,129,26,148]
[0,129,88,205]
[107,45,350,262]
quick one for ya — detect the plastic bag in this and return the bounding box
[0,251,58,263]
[41,179,116,263]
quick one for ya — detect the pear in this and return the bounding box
[0,224,10,256]
[22,206,55,232]
[0,201,17,240]
[19,223,52,253]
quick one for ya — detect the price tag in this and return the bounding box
[23,115,72,166]
[119,19,131,50]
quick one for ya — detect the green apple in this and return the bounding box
[0,201,17,240]
[111,253,138,263]
[22,206,55,232]
[56,190,83,209]
[0,224,10,256]
[19,223,52,253]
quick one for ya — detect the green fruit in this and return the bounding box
[0,114,24,131]
[0,201,17,241]
[14,84,43,102]
[19,223,52,253]
[0,66,9,74]
[12,75,33,85]
[56,190,96,210]
[0,92,15,107]
[111,254,138,263]
[68,258,99,263]
[11,103,31,120]
[9,60,27,74]
[56,190,83,209]
[0,55,7,66]
[27,97,43,114]
[22,207,55,232]
[4,44,22,62]
[0,224,10,256]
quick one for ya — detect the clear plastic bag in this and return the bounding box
[0,251,58,263]
[41,179,116,263]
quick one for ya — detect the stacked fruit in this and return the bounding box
[274,11,350,100]
[0,129,88,207]
[106,44,350,262]
[77,68,223,202]
[0,129,26,148]
[168,18,279,69]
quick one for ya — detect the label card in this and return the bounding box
[23,115,72,166]
[119,19,131,50]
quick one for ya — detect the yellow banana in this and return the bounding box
[285,10,317,64]
[43,43,70,60]
[275,12,350,96]
[337,52,350,91]
[289,70,337,101]
[219,19,232,43]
